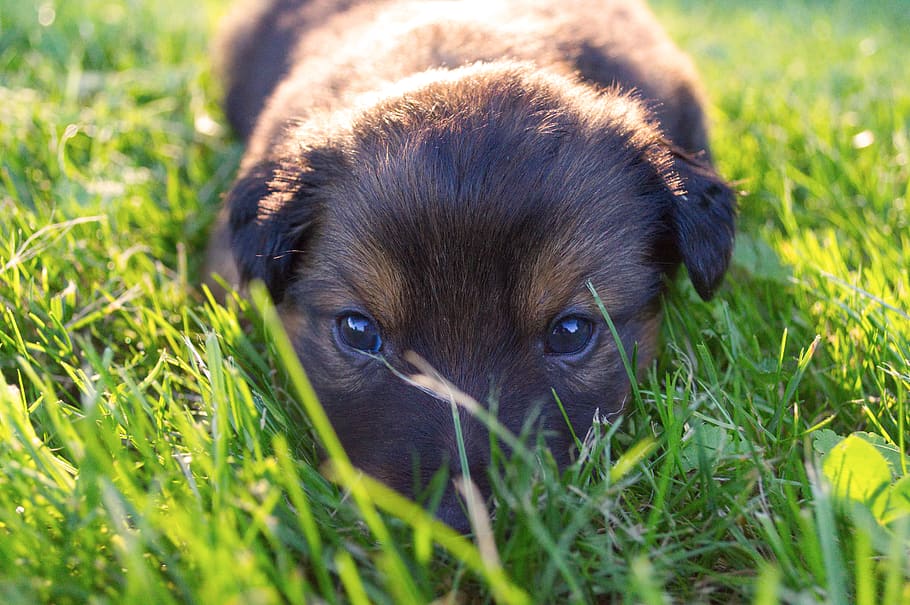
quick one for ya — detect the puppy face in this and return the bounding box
[227,64,734,529]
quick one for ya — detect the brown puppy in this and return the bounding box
[206,0,735,531]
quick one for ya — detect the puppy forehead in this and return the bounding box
[317,181,659,332]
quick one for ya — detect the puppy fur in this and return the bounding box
[206,0,735,530]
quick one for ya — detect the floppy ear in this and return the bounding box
[227,148,339,301]
[661,147,736,300]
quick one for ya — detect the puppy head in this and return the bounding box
[227,63,734,529]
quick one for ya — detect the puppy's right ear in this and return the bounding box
[227,148,339,301]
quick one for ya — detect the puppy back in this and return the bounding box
[219,0,712,156]
[216,0,373,139]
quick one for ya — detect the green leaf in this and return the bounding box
[679,423,748,473]
[680,423,726,473]
[880,476,910,525]
[823,435,892,520]
[812,429,844,457]
[853,432,904,479]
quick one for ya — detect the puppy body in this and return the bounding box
[208,0,735,529]
[219,0,708,151]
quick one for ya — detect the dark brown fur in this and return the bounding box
[206,0,735,531]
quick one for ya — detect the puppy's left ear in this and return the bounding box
[661,147,736,300]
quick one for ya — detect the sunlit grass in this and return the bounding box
[1,0,908,602]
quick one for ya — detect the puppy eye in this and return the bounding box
[337,313,382,353]
[545,315,593,355]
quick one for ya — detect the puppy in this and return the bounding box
[206,0,735,531]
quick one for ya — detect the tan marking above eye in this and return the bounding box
[519,230,652,333]
[300,239,407,329]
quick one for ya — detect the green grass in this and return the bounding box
[1,0,908,602]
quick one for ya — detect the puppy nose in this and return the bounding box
[434,488,472,534]
[430,461,492,534]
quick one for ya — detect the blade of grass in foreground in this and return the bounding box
[249,283,531,605]
[323,465,531,605]
[807,460,848,605]
[249,284,420,602]
[587,281,643,407]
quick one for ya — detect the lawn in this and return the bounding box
[1,0,908,603]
